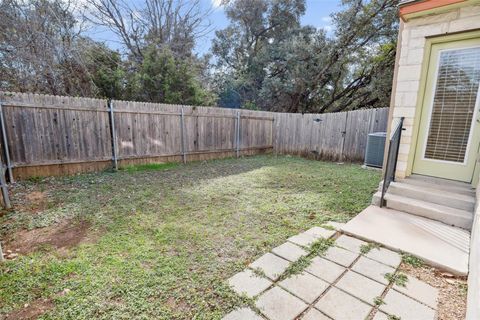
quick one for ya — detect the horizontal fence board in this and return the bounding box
[0,92,388,179]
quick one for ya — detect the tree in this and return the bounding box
[124,46,213,105]
[212,0,399,112]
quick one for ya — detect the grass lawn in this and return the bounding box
[0,155,381,319]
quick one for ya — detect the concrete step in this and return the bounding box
[400,175,475,196]
[341,205,470,276]
[388,182,475,212]
[408,174,473,189]
[384,193,473,230]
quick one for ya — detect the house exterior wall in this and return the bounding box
[390,3,480,179]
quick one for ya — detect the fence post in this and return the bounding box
[0,104,13,183]
[340,111,349,162]
[180,107,186,164]
[108,100,118,170]
[236,110,240,158]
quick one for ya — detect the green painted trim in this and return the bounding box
[408,30,480,181]
[403,0,480,21]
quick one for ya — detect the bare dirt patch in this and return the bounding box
[5,298,54,320]
[5,220,91,255]
[400,263,467,320]
[19,191,49,213]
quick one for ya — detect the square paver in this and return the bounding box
[351,256,395,285]
[380,289,436,320]
[256,286,308,320]
[249,253,290,281]
[279,272,329,303]
[323,246,359,267]
[305,226,336,239]
[335,271,386,305]
[227,269,272,298]
[372,311,389,320]
[335,235,367,254]
[315,287,372,320]
[365,247,402,268]
[325,221,345,231]
[305,256,346,283]
[301,308,330,320]
[272,242,308,262]
[223,307,263,320]
[288,233,318,247]
[393,275,438,309]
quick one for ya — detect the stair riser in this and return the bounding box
[389,185,475,211]
[385,198,473,230]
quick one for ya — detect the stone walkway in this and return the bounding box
[223,223,439,320]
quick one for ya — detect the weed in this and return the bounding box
[310,238,335,256]
[360,242,380,255]
[402,253,424,268]
[388,315,401,320]
[384,273,408,287]
[374,296,385,306]
[281,256,312,279]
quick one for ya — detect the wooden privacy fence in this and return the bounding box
[274,108,389,162]
[0,92,388,190]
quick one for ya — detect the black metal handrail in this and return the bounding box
[380,117,404,208]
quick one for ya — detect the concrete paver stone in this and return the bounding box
[325,221,346,231]
[279,272,329,303]
[223,307,263,320]
[272,242,308,262]
[249,253,290,281]
[380,289,436,320]
[256,286,308,320]
[372,311,389,320]
[305,256,346,283]
[288,233,318,247]
[301,308,331,320]
[323,246,359,267]
[315,287,372,320]
[365,247,402,268]
[393,275,439,309]
[351,256,395,285]
[305,226,336,239]
[335,271,386,305]
[335,235,367,254]
[227,269,272,298]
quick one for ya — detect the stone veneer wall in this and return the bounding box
[392,4,480,178]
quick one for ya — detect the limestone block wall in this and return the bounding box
[392,4,480,178]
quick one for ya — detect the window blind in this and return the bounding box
[425,46,480,163]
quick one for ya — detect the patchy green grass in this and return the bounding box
[120,162,179,173]
[0,155,380,319]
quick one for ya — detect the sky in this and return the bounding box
[88,0,342,56]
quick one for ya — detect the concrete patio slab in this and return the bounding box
[351,256,395,285]
[393,275,438,309]
[288,233,318,247]
[227,269,272,298]
[272,242,308,262]
[364,247,402,268]
[341,205,470,275]
[301,308,330,320]
[278,272,329,303]
[334,271,386,305]
[315,287,372,320]
[323,246,359,267]
[380,289,436,320]
[304,226,336,239]
[335,235,367,254]
[223,307,263,320]
[249,253,290,281]
[256,286,308,320]
[305,256,346,283]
